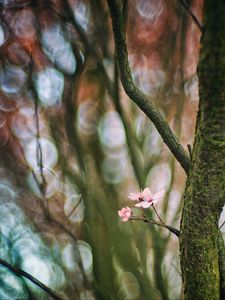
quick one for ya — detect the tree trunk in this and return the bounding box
[180,1,225,299]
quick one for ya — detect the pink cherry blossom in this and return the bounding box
[118,207,132,222]
[128,187,149,201]
[135,188,165,208]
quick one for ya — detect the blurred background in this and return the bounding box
[0,0,221,299]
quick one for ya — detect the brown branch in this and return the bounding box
[106,0,191,174]
[129,216,180,237]
[0,258,63,300]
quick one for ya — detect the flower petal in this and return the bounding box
[135,201,151,208]
[135,202,144,207]
[118,210,122,217]
[142,201,152,208]
[128,192,140,201]
[142,188,152,199]
[152,190,165,200]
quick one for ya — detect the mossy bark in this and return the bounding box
[180,1,225,299]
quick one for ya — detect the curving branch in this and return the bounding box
[106,0,191,174]
[0,258,62,300]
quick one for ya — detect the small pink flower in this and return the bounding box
[118,207,132,222]
[135,188,165,208]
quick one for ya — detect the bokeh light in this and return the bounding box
[34,67,64,107]
[41,25,77,75]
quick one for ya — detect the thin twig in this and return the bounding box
[129,216,180,237]
[49,1,115,99]
[0,258,63,300]
[60,0,114,97]
[66,195,82,219]
[1,12,47,206]
[178,0,203,32]
[220,220,225,229]
[107,0,191,174]
[33,95,49,218]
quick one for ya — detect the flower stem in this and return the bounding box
[152,205,164,224]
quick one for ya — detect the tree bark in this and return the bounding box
[180,1,225,299]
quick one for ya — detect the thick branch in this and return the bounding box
[107,0,191,174]
[0,258,62,300]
